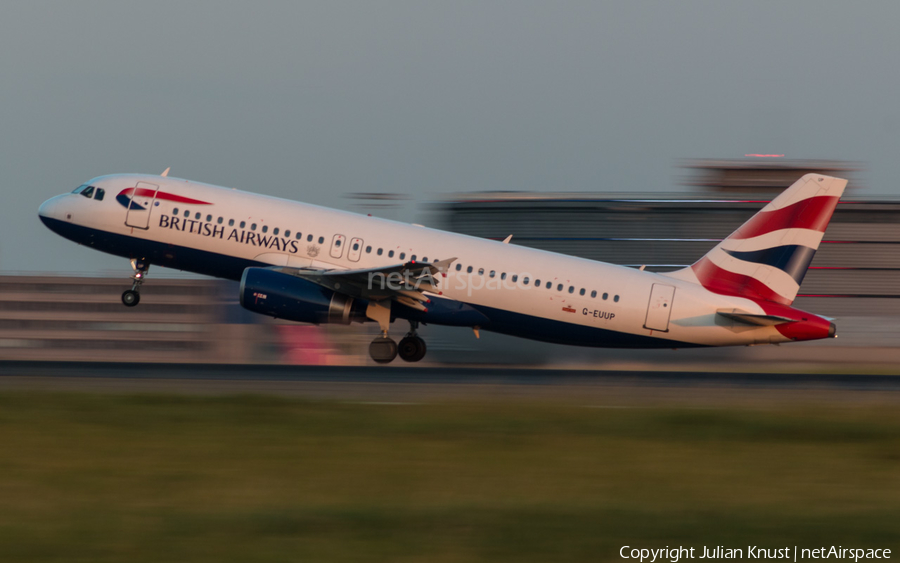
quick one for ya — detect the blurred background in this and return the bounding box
[3,2,900,370]
[3,158,899,369]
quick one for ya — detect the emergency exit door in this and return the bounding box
[124,181,160,229]
[644,283,675,332]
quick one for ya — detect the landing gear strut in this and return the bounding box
[398,321,427,363]
[122,258,149,307]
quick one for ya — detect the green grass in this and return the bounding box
[0,393,898,562]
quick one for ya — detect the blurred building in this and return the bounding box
[434,160,900,355]
[680,159,862,194]
[0,275,361,364]
[0,276,241,362]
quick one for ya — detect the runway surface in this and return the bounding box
[1,362,899,406]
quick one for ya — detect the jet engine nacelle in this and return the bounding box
[239,267,367,325]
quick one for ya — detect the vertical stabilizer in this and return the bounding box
[667,174,847,305]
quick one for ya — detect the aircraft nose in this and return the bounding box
[38,198,53,218]
[38,194,67,228]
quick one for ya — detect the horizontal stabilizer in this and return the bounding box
[716,308,795,326]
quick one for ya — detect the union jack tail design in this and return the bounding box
[677,174,847,305]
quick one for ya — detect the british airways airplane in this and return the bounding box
[38,172,844,363]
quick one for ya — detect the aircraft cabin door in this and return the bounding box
[330,234,346,259]
[124,181,160,230]
[348,238,363,262]
[644,283,675,332]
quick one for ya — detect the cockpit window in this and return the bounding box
[80,186,95,199]
[72,184,89,194]
[94,188,105,201]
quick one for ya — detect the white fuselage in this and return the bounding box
[38,174,796,348]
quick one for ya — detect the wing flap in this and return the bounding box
[271,257,456,302]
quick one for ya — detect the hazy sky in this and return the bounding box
[3,1,900,274]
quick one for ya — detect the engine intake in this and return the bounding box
[239,267,367,324]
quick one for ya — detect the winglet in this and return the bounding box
[502,235,513,244]
[161,167,171,177]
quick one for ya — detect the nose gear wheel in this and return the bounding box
[122,258,149,308]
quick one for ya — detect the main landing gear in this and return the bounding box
[121,258,149,307]
[368,321,427,364]
[398,322,426,363]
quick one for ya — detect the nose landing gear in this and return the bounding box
[122,258,149,307]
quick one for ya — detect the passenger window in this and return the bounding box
[251,223,257,231]
[206,214,212,222]
[218,217,224,224]
[173,208,179,215]
[365,246,371,253]
[602,293,608,300]
[399,253,406,260]
[195,212,201,220]
[377,248,383,256]
[335,238,341,246]
[455,264,462,271]
[94,188,105,201]
[228,219,234,226]
[307,234,313,242]
[273,227,279,235]
[614,295,620,303]
[489,271,496,278]
[411,254,416,261]
[184,210,190,218]
[284,230,290,237]
[389,250,394,258]
[80,186,94,198]
[500,273,506,280]
[262,225,268,233]
[478,268,484,275]
[240,221,246,228]
[546,282,552,289]
[522,276,529,284]
[569,286,574,294]
[590,290,596,298]
[579,288,585,296]
[422,257,428,262]
[467,266,473,273]
[511,274,517,282]
[318,236,324,244]
[535,279,541,286]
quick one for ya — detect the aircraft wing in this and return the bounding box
[270,257,457,311]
